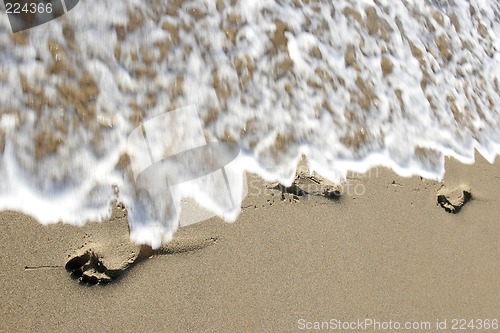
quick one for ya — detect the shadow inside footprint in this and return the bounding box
[65,249,124,285]
[65,237,218,285]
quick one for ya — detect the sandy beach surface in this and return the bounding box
[1,154,499,333]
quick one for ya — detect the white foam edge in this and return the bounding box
[0,138,123,225]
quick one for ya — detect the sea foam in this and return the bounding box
[0,0,499,247]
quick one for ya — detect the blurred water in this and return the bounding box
[0,0,498,246]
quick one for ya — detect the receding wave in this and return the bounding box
[0,0,499,247]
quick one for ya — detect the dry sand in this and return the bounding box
[0,154,499,332]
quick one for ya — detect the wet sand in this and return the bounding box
[0,154,499,332]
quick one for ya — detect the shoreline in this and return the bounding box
[1,154,499,332]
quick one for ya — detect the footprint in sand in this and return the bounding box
[268,169,342,201]
[65,236,218,285]
[436,184,472,214]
